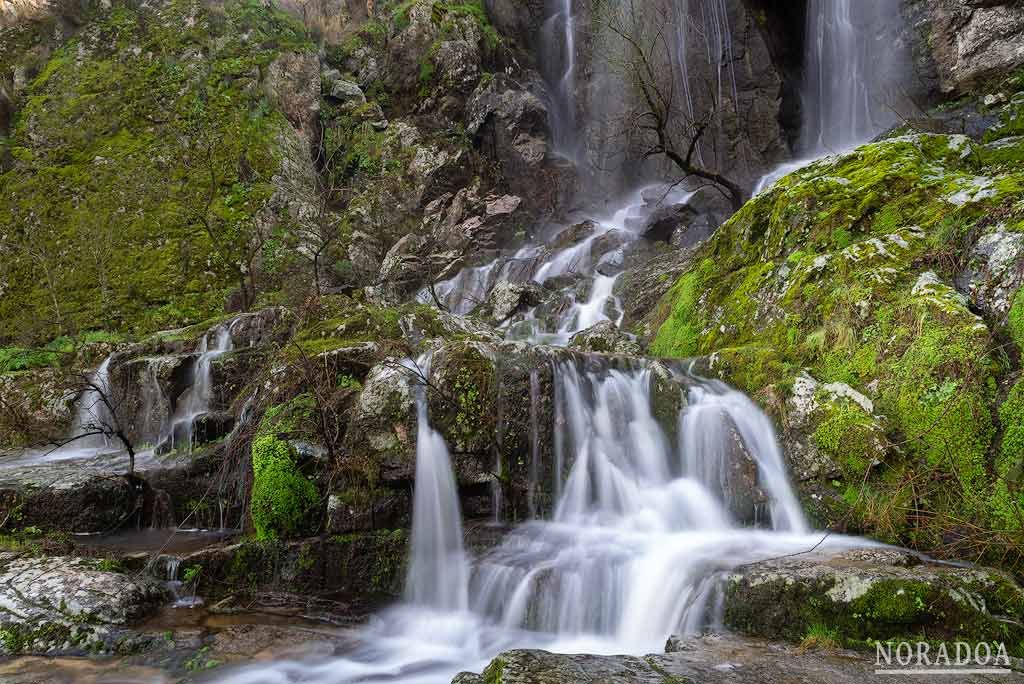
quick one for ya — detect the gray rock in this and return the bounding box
[485,281,546,323]
[321,69,367,107]
[910,0,1024,95]
[0,553,164,655]
[569,321,642,356]
[344,360,419,482]
[263,51,320,143]
[956,228,1024,321]
[458,631,1014,684]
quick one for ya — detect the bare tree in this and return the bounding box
[49,365,139,475]
[591,0,746,210]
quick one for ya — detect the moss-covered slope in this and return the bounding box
[0,0,314,344]
[651,94,1024,568]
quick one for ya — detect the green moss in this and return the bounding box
[481,656,505,684]
[0,0,314,344]
[651,132,1024,566]
[1009,288,1024,352]
[650,267,706,358]
[250,435,319,540]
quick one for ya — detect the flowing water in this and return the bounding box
[197,9,884,680]
[210,354,870,684]
[754,0,908,193]
[161,323,234,453]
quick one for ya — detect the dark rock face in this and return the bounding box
[0,474,141,534]
[182,533,410,599]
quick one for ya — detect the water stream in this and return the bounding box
[206,6,887,680]
[754,0,908,193]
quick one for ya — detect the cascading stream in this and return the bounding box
[211,4,883,683]
[161,323,234,453]
[214,356,869,684]
[754,0,907,193]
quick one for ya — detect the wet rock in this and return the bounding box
[0,552,164,655]
[484,281,547,323]
[722,547,1024,650]
[191,411,235,446]
[456,630,1016,684]
[0,473,142,534]
[619,248,700,336]
[466,73,574,212]
[569,321,642,356]
[956,228,1024,320]
[182,533,409,600]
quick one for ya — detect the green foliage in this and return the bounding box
[250,434,319,540]
[0,0,312,344]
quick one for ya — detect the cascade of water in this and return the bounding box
[755,0,906,193]
[68,355,114,449]
[404,362,470,613]
[539,0,580,162]
[162,324,233,453]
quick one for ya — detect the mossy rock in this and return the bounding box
[651,131,1024,567]
[722,548,1024,656]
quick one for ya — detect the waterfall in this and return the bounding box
[755,0,907,193]
[405,382,470,612]
[540,0,580,162]
[162,324,233,453]
[68,354,114,450]
[801,0,901,154]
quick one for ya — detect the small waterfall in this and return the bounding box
[755,0,908,193]
[68,355,114,449]
[162,324,233,453]
[404,379,470,612]
[164,556,203,608]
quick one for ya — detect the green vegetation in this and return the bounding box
[0,0,314,344]
[250,434,319,540]
[652,126,1024,567]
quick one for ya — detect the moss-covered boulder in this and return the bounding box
[250,434,320,540]
[650,125,1024,567]
[722,548,1024,656]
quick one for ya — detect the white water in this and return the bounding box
[212,357,872,684]
[406,377,470,613]
[66,355,114,451]
[754,0,906,194]
[539,0,580,163]
[161,324,233,453]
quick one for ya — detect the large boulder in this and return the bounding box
[453,632,1014,684]
[0,552,165,655]
[722,547,1024,654]
[908,0,1024,96]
